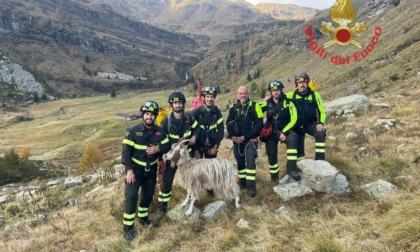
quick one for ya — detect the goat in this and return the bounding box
[165,139,240,216]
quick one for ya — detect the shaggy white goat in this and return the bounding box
[165,140,241,216]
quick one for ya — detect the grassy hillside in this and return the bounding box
[0,77,418,251]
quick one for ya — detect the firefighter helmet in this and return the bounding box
[168,92,186,104]
[267,80,284,91]
[140,101,159,117]
[201,85,217,97]
[295,72,310,84]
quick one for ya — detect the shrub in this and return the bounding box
[5,202,22,216]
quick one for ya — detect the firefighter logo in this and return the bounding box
[320,0,366,48]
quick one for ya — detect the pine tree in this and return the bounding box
[110,89,116,98]
[259,79,266,99]
[0,149,21,181]
[247,72,252,82]
[79,143,103,173]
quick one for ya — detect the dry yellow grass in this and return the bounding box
[1,79,419,251]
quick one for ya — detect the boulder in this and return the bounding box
[298,160,339,193]
[361,179,397,198]
[167,203,201,223]
[201,201,227,221]
[273,182,313,201]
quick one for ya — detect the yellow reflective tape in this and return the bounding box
[138,207,148,212]
[315,142,326,147]
[269,164,279,168]
[170,134,180,139]
[191,120,198,128]
[131,157,158,166]
[124,213,136,219]
[161,137,169,144]
[134,144,147,150]
[246,175,256,180]
[123,220,134,225]
[246,169,256,174]
[287,149,298,153]
[217,118,223,124]
[183,131,192,137]
[315,149,326,153]
[137,212,148,218]
[288,156,298,160]
[159,191,171,197]
[270,168,279,173]
[123,139,135,146]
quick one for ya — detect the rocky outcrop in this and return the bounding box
[0,58,42,94]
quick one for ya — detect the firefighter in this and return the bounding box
[259,80,300,182]
[226,86,263,197]
[157,92,199,219]
[122,101,171,241]
[286,72,326,160]
[191,85,224,159]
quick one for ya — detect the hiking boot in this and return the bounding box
[123,228,136,241]
[139,217,152,226]
[248,188,257,197]
[270,173,279,183]
[206,189,215,198]
[288,171,301,181]
[156,207,166,221]
[238,182,246,189]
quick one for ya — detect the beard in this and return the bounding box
[173,107,183,113]
[143,119,155,127]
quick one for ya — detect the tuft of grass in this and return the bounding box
[375,157,406,178]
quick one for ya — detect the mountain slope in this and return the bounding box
[0,0,202,100]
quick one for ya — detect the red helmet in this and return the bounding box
[259,124,272,137]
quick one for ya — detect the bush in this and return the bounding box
[5,202,22,216]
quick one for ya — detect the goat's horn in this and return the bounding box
[179,139,189,145]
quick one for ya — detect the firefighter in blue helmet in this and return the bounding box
[122,101,170,241]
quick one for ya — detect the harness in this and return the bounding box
[292,90,318,127]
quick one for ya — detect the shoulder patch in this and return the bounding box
[135,132,143,136]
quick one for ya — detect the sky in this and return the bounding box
[245,0,336,10]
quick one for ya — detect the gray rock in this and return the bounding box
[278,174,291,185]
[201,201,227,221]
[325,94,370,114]
[276,205,292,215]
[298,160,339,193]
[361,179,397,198]
[346,132,359,141]
[328,136,337,141]
[273,182,313,201]
[0,194,11,204]
[373,103,390,108]
[236,218,250,229]
[167,203,201,223]
[46,178,64,187]
[64,176,84,188]
[331,173,352,196]
[85,185,106,196]
[395,175,412,181]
